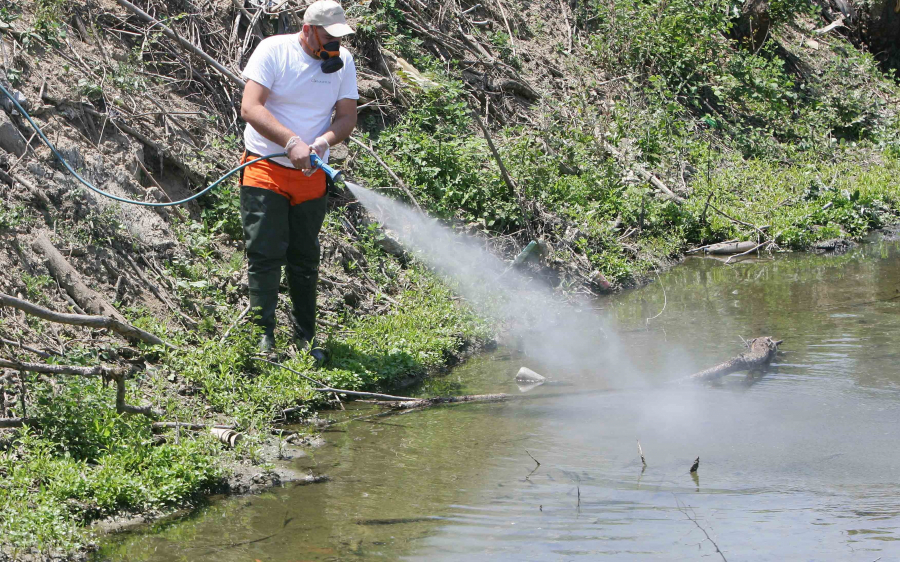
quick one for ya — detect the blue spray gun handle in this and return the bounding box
[309,152,343,183]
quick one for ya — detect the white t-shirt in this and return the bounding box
[241,33,358,168]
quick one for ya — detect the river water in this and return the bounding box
[97,235,900,561]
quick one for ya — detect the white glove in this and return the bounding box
[305,136,330,176]
[309,136,330,157]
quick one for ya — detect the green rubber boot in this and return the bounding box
[241,185,291,353]
[286,195,327,354]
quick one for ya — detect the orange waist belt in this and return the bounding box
[241,152,326,206]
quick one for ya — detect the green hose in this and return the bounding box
[0,81,284,208]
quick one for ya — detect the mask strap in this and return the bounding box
[313,26,323,57]
[312,27,330,58]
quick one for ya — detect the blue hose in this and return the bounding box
[0,81,339,207]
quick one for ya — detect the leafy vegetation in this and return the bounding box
[348,0,900,284]
[0,377,222,555]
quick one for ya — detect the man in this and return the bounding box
[239,0,358,357]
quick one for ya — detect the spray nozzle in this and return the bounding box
[309,152,343,183]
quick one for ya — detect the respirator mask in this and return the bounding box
[312,27,343,74]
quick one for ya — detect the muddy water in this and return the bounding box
[97,236,900,561]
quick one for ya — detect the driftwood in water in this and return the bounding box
[363,393,512,409]
[687,336,781,383]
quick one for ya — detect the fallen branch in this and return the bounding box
[685,336,781,383]
[362,392,512,409]
[603,141,685,204]
[0,359,157,417]
[114,375,160,418]
[468,101,537,240]
[0,292,173,348]
[32,233,125,321]
[114,0,245,87]
[347,136,424,213]
[0,358,125,379]
[0,337,55,359]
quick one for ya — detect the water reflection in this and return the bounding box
[97,238,900,561]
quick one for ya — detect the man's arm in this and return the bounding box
[241,79,311,169]
[315,98,358,148]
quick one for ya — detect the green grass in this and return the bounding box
[326,269,492,388]
[688,153,900,248]
[0,377,222,556]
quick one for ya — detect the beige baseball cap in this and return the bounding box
[304,0,354,37]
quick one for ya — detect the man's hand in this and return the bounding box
[305,136,330,176]
[309,136,329,157]
[287,140,312,171]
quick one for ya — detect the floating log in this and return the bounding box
[686,336,782,383]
